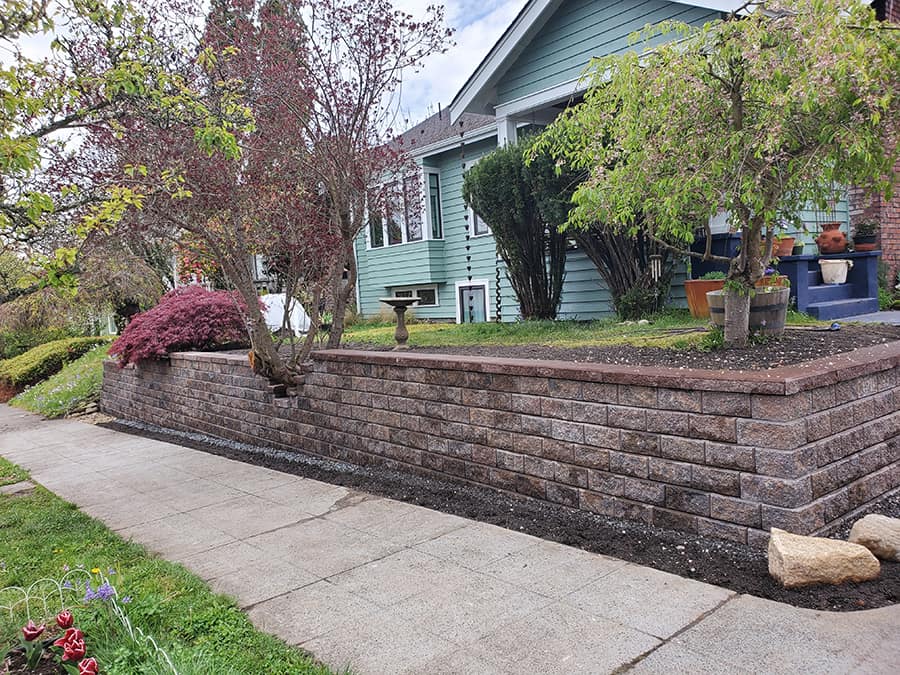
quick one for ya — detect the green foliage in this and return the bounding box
[11,344,110,417]
[461,136,566,320]
[614,286,669,321]
[698,327,725,352]
[0,458,335,675]
[699,271,726,281]
[879,287,893,311]
[0,326,78,360]
[535,0,899,344]
[855,219,879,237]
[0,336,109,387]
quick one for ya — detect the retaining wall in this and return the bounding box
[101,344,900,546]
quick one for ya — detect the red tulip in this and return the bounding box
[78,657,99,675]
[56,610,74,629]
[54,627,86,661]
[21,620,45,641]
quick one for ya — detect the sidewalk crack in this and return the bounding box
[614,593,740,673]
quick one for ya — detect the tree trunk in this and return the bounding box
[326,241,356,348]
[723,284,751,348]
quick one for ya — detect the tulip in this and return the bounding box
[78,657,99,675]
[21,620,45,641]
[56,609,74,629]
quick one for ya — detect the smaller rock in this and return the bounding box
[637,319,650,325]
[768,528,880,588]
[0,480,35,497]
[849,514,900,562]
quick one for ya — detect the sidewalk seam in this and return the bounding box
[614,592,740,673]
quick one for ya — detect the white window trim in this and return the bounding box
[468,205,492,238]
[455,279,490,324]
[391,284,439,307]
[366,167,444,250]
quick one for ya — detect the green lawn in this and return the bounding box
[0,457,336,675]
[344,309,823,350]
[344,311,711,349]
[11,344,111,418]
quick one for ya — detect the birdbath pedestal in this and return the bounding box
[379,297,420,350]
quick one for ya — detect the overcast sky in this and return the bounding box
[6,0,526,129]
[396,0,526,126]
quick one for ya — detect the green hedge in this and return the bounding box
[0,336,110,387]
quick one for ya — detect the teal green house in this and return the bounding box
[354,0,850,322]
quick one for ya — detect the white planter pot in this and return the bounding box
[819,259,853,285]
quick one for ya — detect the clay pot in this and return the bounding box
[853,235,877,252]
[684,279,725,318]
[816,222,848,254]
[762,236,795,257]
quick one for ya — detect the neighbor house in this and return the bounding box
[354,0,878,323]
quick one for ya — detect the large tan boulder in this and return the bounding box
[768,528,880,588]
[849,514,900,562]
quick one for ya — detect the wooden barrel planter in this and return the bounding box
[707,287,790,337]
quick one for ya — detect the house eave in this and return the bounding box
[448,0,747,124]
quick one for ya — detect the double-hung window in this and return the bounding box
[367,169,443,248]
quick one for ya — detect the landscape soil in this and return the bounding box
[343,323,900,371]
[103,420,899,612]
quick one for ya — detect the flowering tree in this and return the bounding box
[537,0,899,346]
[279,0,452,347]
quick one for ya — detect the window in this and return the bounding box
[404,174,423,242]
[367,170,439,248]
[369,214,385,248]
[391,285,439,307]
[417,287,437,305]
[470,207,490,236]
[428,172,442,239]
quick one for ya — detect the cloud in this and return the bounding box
[396,0,526,127]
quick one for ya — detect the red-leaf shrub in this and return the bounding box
[110,286,250,366]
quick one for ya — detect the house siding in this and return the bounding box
[355,138,500,321]
[499,250,687,322]
[495,0,720,106]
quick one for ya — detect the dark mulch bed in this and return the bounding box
[103,420,899,612]
[343,323,900,371]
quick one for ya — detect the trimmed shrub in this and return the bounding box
[0,337,110,389]
[110,285,251,366]
[0,327,80,360]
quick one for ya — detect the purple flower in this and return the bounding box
[121,596,132,604]
[62,564,70,572]
[108,568,116,575]
[84,582,97,602]
[96,581,115,601]
[62,581,73,589]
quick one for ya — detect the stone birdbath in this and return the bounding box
[379,296,420,349]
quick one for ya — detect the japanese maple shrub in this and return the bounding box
[109,286,250,366]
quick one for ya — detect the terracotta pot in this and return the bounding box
[762,237,795,257]
[755,275,789,288]
[816,222,848,254]
[684,279,725,318]
[853,235,877,252]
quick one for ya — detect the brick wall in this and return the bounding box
[102,345,900,547]
[850,157,900,280]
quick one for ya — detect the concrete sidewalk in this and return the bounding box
[1,406,897,674]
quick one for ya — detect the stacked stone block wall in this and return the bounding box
[102,346,900,546]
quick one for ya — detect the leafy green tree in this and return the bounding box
[537,0,899,346]
[462,137,567,320]
[0,0,250,274]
